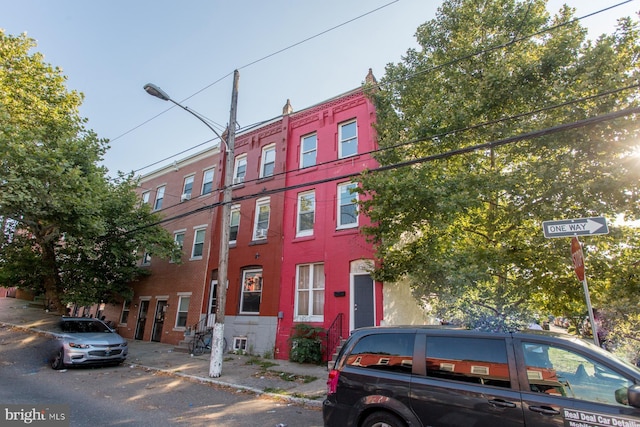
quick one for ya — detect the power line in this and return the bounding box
[125,105,640,235]
[120,0,638,175]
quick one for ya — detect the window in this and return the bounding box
[424,336,510,388]
[337,182,358,228]
[142,252,151,265]
[141,191,150,205]
[339,120,358,158]
[230,205,240,244]
[191,228,206,258]
[301,133,317,168]
[253,198,270,240]
[154,185,165,210]
[182,175,194,198]
[172,231,185,263]
[346,333,414,373]
[295,263,325,321]
[296,191,315,237]
[233,155,247,185]
[260,144,276,178]
[240,269,262,314]
[202,168,215,194]
[175,295,190,328]
[522,341,634,405]
[120,300,130,324]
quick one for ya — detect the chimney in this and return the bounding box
[282,99,293,115]
[365,68,377,85]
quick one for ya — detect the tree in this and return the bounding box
[359,0,640,331]
[0,31,179,312]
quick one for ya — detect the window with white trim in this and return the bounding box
[120,300,131,324]
[182,175,194,198]
[337,182,358,228]
[191,228,206,258]
[233,155,247,185]
[142,252,151,265]
[154,185,166,210]
[141,191,150,205]
[172,231,185,263]
[240,269,262,314]
[296,190,315,237]
[295,263,325,321]
[175,295,190,328]
[260,144,276,178]
[338,120,358,159]
[300,133,317,168]
[230,205,240,244]
[202,168,215,194]
[253,198,270,240]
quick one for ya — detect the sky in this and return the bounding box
[2,0,639,176]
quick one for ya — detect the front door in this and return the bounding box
[353,274,375,330]
[151,300,167,342]
[135,300,149,340]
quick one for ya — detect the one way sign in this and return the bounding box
[542,217,609,238]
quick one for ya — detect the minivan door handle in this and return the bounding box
[528,405,560,416]
[488,399,517,408]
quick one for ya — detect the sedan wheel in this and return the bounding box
[51,349,65,370]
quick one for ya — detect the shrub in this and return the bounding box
[289,323,324,364]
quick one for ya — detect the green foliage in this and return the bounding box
[0,31,179,311]
[359,0,640,324]
[288,323,324,365]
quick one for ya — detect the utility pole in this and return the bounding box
[210,70,239,377]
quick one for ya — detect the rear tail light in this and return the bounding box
[327,369,340,395]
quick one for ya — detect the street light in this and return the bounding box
[143,83,227,150]
[143,71,239,378]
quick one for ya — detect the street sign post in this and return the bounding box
[570,236,599,347]
[542,217,608,238]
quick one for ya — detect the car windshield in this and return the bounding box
[61,320,111,333]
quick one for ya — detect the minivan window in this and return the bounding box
[522,341,634,406]
[424,336,510,388]
[345,333,414,373]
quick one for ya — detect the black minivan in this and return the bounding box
[323,326,640,427]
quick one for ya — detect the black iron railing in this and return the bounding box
[325,313,344,362]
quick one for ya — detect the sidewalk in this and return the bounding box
[0,297,327,407]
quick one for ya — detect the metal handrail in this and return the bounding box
[325,313,344,362]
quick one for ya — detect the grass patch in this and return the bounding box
[246,357,278,370]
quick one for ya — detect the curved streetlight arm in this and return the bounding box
[143,83,227,151]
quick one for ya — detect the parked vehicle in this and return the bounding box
[50,317,128,369]
[324,326,640,427]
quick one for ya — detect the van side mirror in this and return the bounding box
[625,384,640,408]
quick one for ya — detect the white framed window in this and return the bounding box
[154,185,166,210]
[253,198,270,240]
[337,182,358,228]
[182,175,194,199]
[191,228,206,259]
[233,154,247,185]
[230,205,240,244]
[172,231,185,263]
[295,263,325,321]
[260,144,276,178]
[300,133,317,168]
[202,168,215,194]
[142,252,151,265]
[240,269,262,314]
[296,190,315,237]
[338,120,358,159]
[141,191,150,205]
[120,300,131,325]
[175,295,191,328]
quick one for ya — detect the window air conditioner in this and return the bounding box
[255,229,267,239]
[233,176,244,185]
[180,193,191,202]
